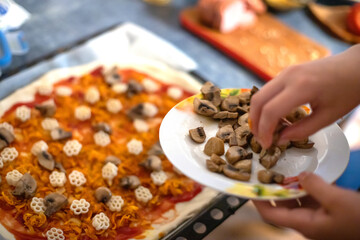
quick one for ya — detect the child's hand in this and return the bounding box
[253,172,360,240]
[249,45,360,149]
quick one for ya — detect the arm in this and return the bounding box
[249,44,360,149]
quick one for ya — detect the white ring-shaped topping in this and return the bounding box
[55,86,72,97]
[167,86,183,100]
[30,197,46,213]
[135,186,153,203]
[37,84,53,96]
[112,83,128,94]
[70,198,90,215]
[41,118,59,131]
[63,140,82,156]
[0,122,14,134]
[106,195,124,212]
[133,119,149,133]
[106,99,123,114]
[46,227,65,240]
[142,103,158,118]
[94,131,111,147]
[75,106,91,121]
[0,157,3,169]
[6,169,23,186]
[142,78,160,93]
[1,147,19,162]
[92,212,110,231]
[49,171,67,187]
[31,140,48,156]
[102,162,118,186]
[127,139,143,155]
[68,170,86,187]
[15,105,31,122]
[150,170,168,186]
[85,87,100,104]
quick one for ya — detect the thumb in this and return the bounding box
[299,172,340,210]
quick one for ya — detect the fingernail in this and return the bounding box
[298,171,310,182]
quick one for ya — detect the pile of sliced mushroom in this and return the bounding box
[190,82,314,184]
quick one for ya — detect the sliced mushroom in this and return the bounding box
[0,127,15,145]
[218,118,237,128]
[189,127,206,143]
[127,79,143,98]
[193,98,218,117]
[228,132,238,147]
[95,187,112,203]
[93,122,112,134]
[250,136,262,153]
[257,170,273,184]
[225,146,252,164]
[257,170,284,184]
[272,118,292,145]
[54,162,66,173]
[213,111,238,120]
[236,106,248,115]
[250,86,259,98]
[238,91,251,105]
[210,153,226,165]
[206,160,224,173]
[120,175,141,189]
[12,173,37,199]
[291,138,314,149]
[233,159,252,173]
[104,155,121,166]
[200,82,222,107]
[51,128,72,141]
[44,193,68,217]
[237,113,249,126]
[0,139,6,151]
[204,137,225,156]
[140,155,162,171]
[220,96,239,112]
[216,125,234,142]
[37,151,55,171]
[234,124,251,147]
[223,165,251,181]
[35,100,56,117]
[148,142,163,156]
[127,103,145,120]
[259,147,282,169]
[286,107,307,123]
[278,142,290,152]
[104,67,122,85]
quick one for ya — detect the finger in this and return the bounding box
[299,172,342,210]
[257,89,310,148]
[253,200,324,232]
[249,81,284,137]
[279,108,335,142]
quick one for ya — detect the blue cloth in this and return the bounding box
[336,150,360,191]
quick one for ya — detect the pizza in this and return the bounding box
[0,58,218,240]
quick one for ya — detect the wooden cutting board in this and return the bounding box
[180,7,330,81]
[309,3,360,44]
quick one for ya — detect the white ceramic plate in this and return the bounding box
[159,89,350,200]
